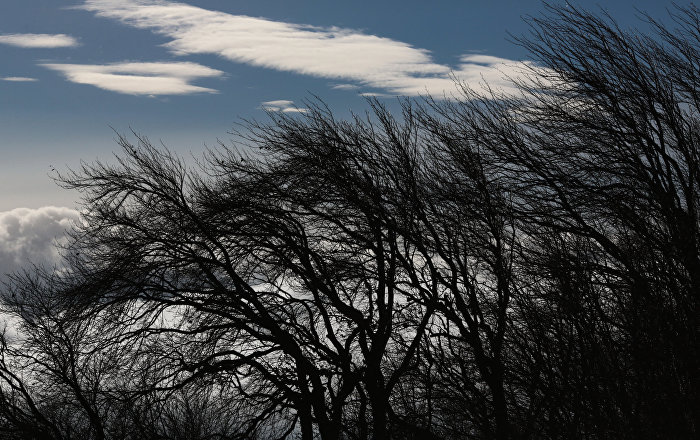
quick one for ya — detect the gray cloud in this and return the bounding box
[261,100,308,113]
[0,207,80,280]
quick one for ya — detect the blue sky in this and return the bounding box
[0,0,676,212]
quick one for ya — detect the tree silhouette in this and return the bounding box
[1,3,698,440]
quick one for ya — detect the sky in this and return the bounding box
[0,0,679,276]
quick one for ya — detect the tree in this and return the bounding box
[45,107,442,440]
[420,3,699,438]
[1,3,698,440]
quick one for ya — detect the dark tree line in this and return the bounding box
[1,4,698,440]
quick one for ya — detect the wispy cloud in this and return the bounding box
[332,84,361,91]
[359,92,389,98]
[0,76,38,82]
[261,100,307,113]
[0,33,78,48]
[80,0,533,96]
[41,61,224,95]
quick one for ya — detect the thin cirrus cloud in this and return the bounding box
[79,0,533,96]
[332,84,361,91]
[41,61,224,95]
[0,33,79,48]
[0,76,38,82]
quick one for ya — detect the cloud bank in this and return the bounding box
[80,0,533,96]
[0,33,78,48]
[42,61,224,95]
[0,207,80,280]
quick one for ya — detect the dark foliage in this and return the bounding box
[1,4,698,440]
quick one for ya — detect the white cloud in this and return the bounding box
[80,0,533,96]
[0,207,81,279]
[41,61,224,95]
[358,92,389,98]
[332,83,360,91]
[0,33,78,48]
[261,100,307,113]
[282,107,308,113]
[262,100,294,108]
[0,76,38,82]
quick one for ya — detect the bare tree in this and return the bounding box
[1,4,698,440]
[44,102,445,440]
[422,3,699,438]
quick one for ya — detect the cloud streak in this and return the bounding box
[0,76,38,82]
[0,33,78,48]
[332,84,360,91]
[42,61,224,95]
[80,0,533,96]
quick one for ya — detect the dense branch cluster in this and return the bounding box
[1,5,698,440]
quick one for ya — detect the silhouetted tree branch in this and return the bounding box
[1,4,698,440]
